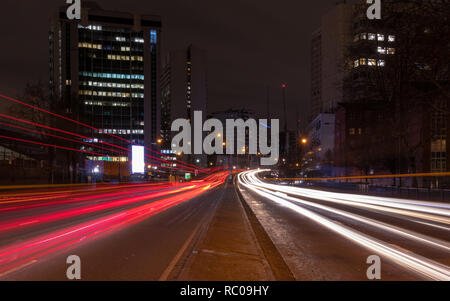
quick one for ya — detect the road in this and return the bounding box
[237,170,450,281]
[0,170,449,281]
[0,172,229,280]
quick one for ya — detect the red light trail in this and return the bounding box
[0,113,206,173]
[0,172,228,277]
[0,134,110,157]
[0,121,127,155]
[0,94,209,173]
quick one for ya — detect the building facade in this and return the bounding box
[49,2,162,163]
[161,45,208,167]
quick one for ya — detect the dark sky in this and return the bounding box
[0,0,337,129]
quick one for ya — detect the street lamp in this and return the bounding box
[301,138,308,145]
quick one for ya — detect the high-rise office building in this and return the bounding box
[49,2,162,161]
[307,1,353,174]
[161,45,207,167]
[310,29,322,121]
[309,1,353,121]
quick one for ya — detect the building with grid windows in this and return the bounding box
[49,2,162,165]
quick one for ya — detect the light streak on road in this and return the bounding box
[246,172,450,226]
[238,170,450,281]
[0,172,228,277]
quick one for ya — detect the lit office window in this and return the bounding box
[377,47,386,54]
[150,30,157,44]
[387,48,396,54]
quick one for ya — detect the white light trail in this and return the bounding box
[238,170,450,281]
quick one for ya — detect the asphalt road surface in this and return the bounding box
[0,173,228,280]
[237,170,450,281]
[0,170,449,281]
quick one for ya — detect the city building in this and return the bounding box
[332,1,449,188]
[306,113,335,163]
[161,45,208,167]
[306,1,353,177]
[208,109,259,169]
[310,1,353,121]
[49,2,162,165]
[310,29,322,121]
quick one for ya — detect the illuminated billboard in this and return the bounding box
[132,145,145,174]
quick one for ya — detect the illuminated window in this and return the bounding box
[387,48,396,54]
[360,33,367,40]
[349,128,356,135]
[360,58,366,65]
[377,60,386,67]
[79,72,144,81]
[78,25,102,31]
[78,43,102,49]
[368,33,376,40]
[388,35,396,42]
[354,60,359,68]
[377,34,385,41]
[377,47,386,54]
[368,59,376,66]
[150,30,157,44]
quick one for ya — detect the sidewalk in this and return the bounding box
[177,183,275,281]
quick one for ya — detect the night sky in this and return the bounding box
[0,0,337,129]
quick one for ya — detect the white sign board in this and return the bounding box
[132,145,145,174]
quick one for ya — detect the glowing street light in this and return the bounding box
[301,138,308,144]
